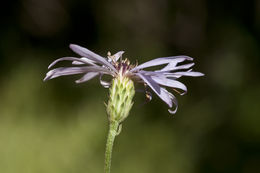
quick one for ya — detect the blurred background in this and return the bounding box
[0,0,259,173]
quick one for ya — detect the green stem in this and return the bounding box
[104,121,119,173]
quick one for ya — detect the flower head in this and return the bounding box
[44,44,204,114]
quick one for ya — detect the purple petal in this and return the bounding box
[165,90,178,114]
[44,66,111,81]
[170,71,205,77]
[157,87,174,108]
[136,73,173,108]
[99,74,111,88]
[75,72,99,83]
[131,56,193,72]
[151,76,187,94]
[113,51,124,61]
[159,62,194,72]
[137,70,165,76]
[136,73,161,94]
[69,44,117,72]
[48,57,95,69]
[108,51,125,62]
[72,57,96,65]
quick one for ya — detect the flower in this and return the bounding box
[44,44,204,114]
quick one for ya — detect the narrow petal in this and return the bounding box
[136,73,173,108]
[137,70,164,76]
[69,44,116,72]
[159,62,194,72]
[108,51,125,62]
[174,63,195,70]
[136,73,161,94]
[75,72,99,83]
[99,74,111,88]
[137,70,172,82]
[165,90,178,114]
[151,76,187,94]
[44,66,111,81]
[72,57,96,66]
[131,56,193,72]
[157,87,173,108]
[114,51,124,61]
[48,57,94,69]
[170,71,205,77]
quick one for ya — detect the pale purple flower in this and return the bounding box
[44,44,204,114]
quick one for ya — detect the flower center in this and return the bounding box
[107,51,137,77]
[115,59,132,75]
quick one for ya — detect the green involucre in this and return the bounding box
[106,76,135,123]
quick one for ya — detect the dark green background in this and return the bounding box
[0,0,259,173]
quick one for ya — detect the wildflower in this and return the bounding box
[44,44,204,173]
[44,44,204,114]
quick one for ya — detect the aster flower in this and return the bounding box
[44,44,204,173]
[44,44,204,114]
